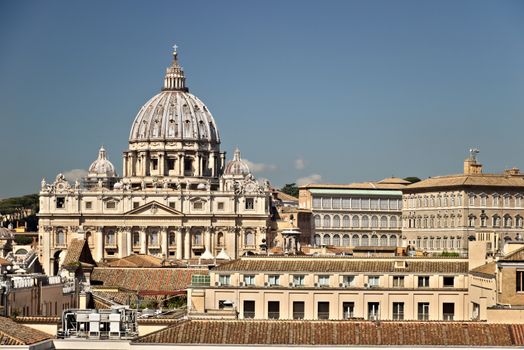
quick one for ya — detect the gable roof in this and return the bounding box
[500,246,524,261]
[62,238,96,267]
[107,254,165,268]
[0,316,52,345]
[133,320,524,346]
[470,261,497,278]
[91,267,208,292]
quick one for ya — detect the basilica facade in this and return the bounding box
[38,47,272,275]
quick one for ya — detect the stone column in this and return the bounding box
[179,153,185,176]
[159,153,165,176]
[95,228,104,262]
[205,228,211,251]
[176,229,183,260]
[210,153,216,177]
[195,153,201,177]
[184,228,191,259]
[118,228,126,258]
[127,229,132,256]
[122,154,127,177]
[140,228,147,254]
[161,227,168,258]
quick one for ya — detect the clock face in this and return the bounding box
[57,183,65,191]
[245,183,256,192]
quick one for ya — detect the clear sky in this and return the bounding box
[1,0,524,198]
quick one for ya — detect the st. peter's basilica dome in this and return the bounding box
[88,146,116,177]
[128,47,220,145]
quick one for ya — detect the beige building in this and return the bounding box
[402,151,524,255]
[38,47,271,275]
[299,178,408,250]
[188,255,469,321]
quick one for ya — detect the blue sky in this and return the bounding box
[1,0,523,197]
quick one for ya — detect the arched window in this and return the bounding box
[504,215,513,228]
[468,215,476,227]
[193,230,202,245]
[332,234,340,246]
[342,215,350,228]
[132,232,140,247]
[352,216,360,228]
[106,229,116,246]
[380,235,388,246]
[370,234,378,246]
[148,230,158,246]
[480,215,487,227]
[314,234,321,246]
[351,234,360,247]
[217,232,224,246]
[492,215,500,227]
[332,215,340,228]
[380,216,388,228]
[371,216,379,228]
[55,229,65,246]
[323,215,331,228]
[314,215,321,227]
[390,235,398,247]
[442,237,448,249]
[342,234,350,246]
[361,235,369,246]
[390,216,397,228]
[517,216,523,228]
[245,230,255,246]
[322,234,330,246]
[361,216,369,228]
[169,231,176,246]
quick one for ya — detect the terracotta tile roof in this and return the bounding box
[0,316,53,345]
[62,238,96,267]
[470,261,497,278]
[133,320,524,346]
[273,190,298,202]
[405,173,524,191]
[91,267,208,292]
[500,246,524,261]
[14,316,60,324]
[212,257,468,274]
[107,254,165,268]
[301,179,408,190]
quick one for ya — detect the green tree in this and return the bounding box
[280,183,299,198]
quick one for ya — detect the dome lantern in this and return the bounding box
[162,44,187,92]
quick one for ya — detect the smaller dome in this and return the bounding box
[224,148,250,176]
[88,146,116,177]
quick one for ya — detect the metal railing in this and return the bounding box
[268,311,280,319]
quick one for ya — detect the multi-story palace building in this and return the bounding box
[38,47,271,275]
[298,178,408,249]
[188,255,469,321]
[402,151,524,255]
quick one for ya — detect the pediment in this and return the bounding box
[125,201,183,217]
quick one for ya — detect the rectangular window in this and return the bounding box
[351,198,360,209]
[313,197,321,209]
[85,201,92,209]
[268,301,280,319]
[332,198,341,209]
[322,197,331,209]
[472,302,480,320]
[56,197,65,209]
[392,302,404,320]
[293,301,305,320]
[292,275,305,286]
[106,201,116,209]
[133,202,140,209]
[342,275,355,287]
[418,302,430,320]
[218,275,230,286]
[443,276,454,287]
[443,303,454,320]
[167,158,175,170]
[243,300,255,319]
[368,276,379,287]
[517,271,524,292]
[243,275,255,286]
[342,302,354,319]
[268,275,280,286]
[193,202,203,210]
[151,158,158,170]
[368,302,380,320]
[361,199,370,210]
[418,276,430,288]
[393,276,404,288]
[318,301,329,320]
[342,198,351,209]
[318,275,330,287]
[217,202,224,210]
[168,202,176,209]
[380,199,388,210]
[370,199,379,209]
[245,198,254,210]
